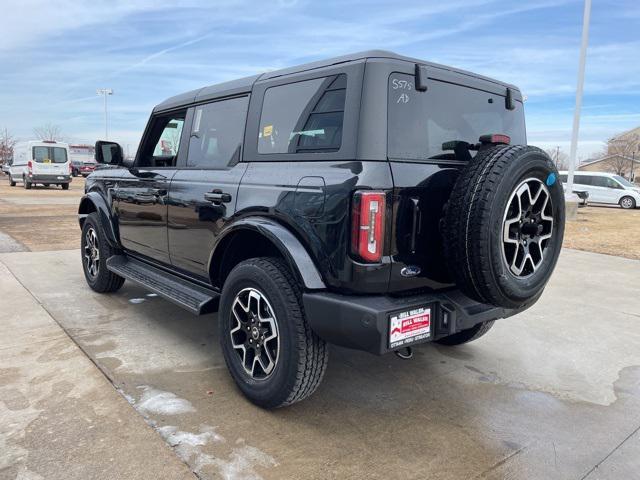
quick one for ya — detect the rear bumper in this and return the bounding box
[29,174,71,183]
[303,289,526,355]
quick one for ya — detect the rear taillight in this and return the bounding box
[27,160,33,173]
[351,191,386,263]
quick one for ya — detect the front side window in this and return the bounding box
[614,175,634,187]
[604,177,623,189]
[258,74,346,154]
[152,119,184,157]
[139,114,185,167]
[33,146,68,163]
[187,96,249,168]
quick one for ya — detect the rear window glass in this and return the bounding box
[32,146,68,163]
[258,74,346,154]
[387,73,526,161]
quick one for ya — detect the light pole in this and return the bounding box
[96,88,113,140]
[566,0,591,202]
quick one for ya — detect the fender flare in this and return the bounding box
[78,192,120,248]
[210,217,326,290]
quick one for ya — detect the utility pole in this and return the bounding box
[96,88,113,140]
[566,0,591,201]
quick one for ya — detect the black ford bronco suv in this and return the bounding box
[79,51,565,408]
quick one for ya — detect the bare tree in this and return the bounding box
[606,132,639,178]
[607,132,639,158]
[544,147,570,170]
[33,123,64,141]
[0,127,17,165]
[608,156,631,177]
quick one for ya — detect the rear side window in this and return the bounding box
[187,96,249,168]
[559,174,568,182]
[388,73,526,162]
[32,146,68,163]
[258,74,346,154]
[574,175,592,185]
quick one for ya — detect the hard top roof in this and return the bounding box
[154,50,519,112]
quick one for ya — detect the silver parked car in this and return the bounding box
[559,171,640,209]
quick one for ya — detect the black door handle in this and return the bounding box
[204,191,232,203]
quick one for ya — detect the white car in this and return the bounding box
[8,140,72,190]
[559,171,640,209]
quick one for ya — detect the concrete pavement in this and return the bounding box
[0,260,195,480]
[1,248,639,479]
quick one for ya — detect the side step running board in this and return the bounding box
[106,255,219,315]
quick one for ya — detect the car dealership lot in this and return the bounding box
[1,174,640,479]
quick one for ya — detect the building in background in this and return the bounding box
[579,126,640,182]
[69,144,95,163]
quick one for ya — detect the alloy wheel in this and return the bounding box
[229,288,280,379]
[621,197,634,209]
[83,227,100,278]
[502,178,554,277]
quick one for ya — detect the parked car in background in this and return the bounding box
[1,161,11,175]
[70,144,96,177]
[79,161,96,177]
[9,140,72,189]
[71,159,83,177]
[559,171,640,209]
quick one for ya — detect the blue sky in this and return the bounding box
[1,0,639,159]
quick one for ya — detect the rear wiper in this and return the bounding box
[442,134,512,162]
[441,140,473,162]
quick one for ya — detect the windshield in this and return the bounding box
[614,175,635,188]
[387,73,526,161]
[33,146,68,163]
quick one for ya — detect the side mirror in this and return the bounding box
[95,141,124,165]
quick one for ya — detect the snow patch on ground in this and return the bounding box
[130,386,276,478]
[158,424,224,448]
[135,386,196,415]
[195,445,278,480]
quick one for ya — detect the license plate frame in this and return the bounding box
[388,305,433,349]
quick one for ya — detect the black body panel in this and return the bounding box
[79,50,531,354]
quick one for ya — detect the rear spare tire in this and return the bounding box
[442,145,565,309]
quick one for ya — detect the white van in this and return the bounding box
[8,141,72,190]
[559,171,640,209]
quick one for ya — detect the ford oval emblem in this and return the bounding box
[400,265,421,277]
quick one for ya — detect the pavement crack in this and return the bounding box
[579,423,640,479]
[475,445,527,479]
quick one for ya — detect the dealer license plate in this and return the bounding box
[389,306,431,349]
[57,176,65,180]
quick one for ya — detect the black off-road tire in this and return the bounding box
[435,321,495,346]
[62,183,69,190]
[219,257,328,408]
[81,212,125,293]
[619,196,636,210]
[24,177,32,189]
[442,145,565,309]
[9,176,16,187]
